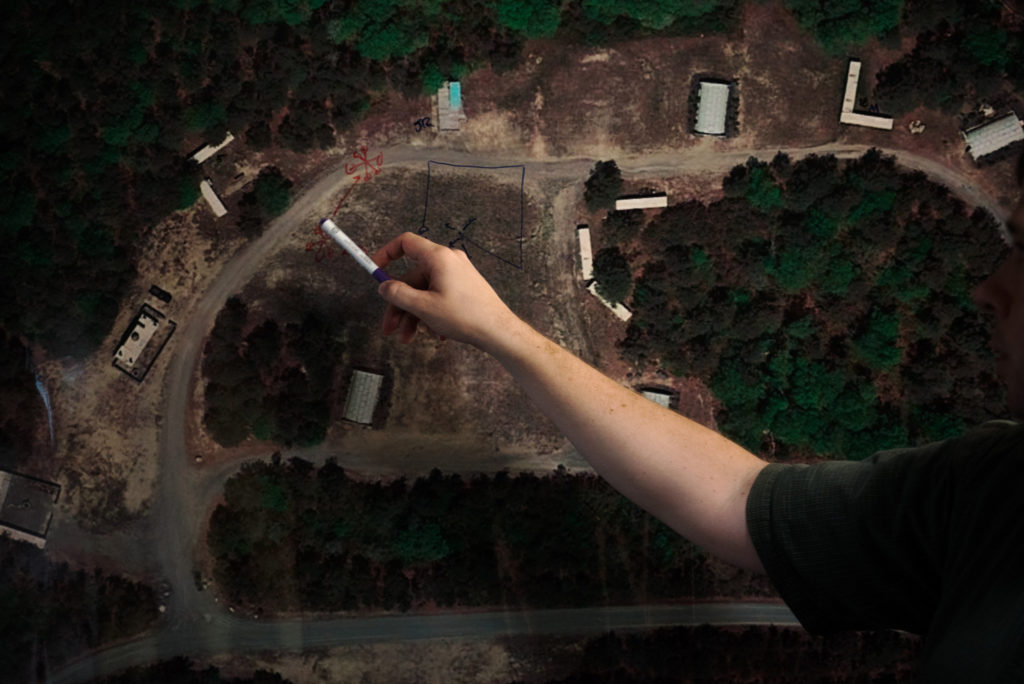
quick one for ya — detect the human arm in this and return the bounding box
[372,232,768,572]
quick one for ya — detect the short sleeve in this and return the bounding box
[745,441,953,635]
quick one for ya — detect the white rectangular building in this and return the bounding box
[963,113,1024,161]
[200,179,227,217]
[615,194,668,211]
[695,81,730,136]
[190,132,235,164]
[577,226,594,282]
[344,370,384,425]
[841,60,861,114]
[840,111,894,130]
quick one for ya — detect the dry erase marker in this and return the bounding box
[319,218,391,283]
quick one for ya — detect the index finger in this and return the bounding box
[373,232,439,269]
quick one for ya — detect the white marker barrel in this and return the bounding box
[320,218,390,282]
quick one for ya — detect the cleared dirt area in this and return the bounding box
[194,167,574,470]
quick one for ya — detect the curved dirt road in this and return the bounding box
[49,141,1008,683]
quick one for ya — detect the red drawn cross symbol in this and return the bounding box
[345,146,383,182]
[308,145,385,262]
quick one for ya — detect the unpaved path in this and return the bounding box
[49,602,799,684]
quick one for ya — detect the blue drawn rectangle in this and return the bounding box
[419,161,526,271]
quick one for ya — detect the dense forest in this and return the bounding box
[552,626,920,682]
[593,150,1007,460]
[202,296,343,447]
[0,331,44,470]
[207,456,772,612]
[97,658,290,684]
[0,537,159,683]
[874,0,1024,121]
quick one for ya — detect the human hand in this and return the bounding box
[372,232,517,348]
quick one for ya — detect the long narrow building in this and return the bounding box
[839,59,893,131]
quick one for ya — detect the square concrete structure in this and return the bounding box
[113,304,177,382]
[0,469,61,548]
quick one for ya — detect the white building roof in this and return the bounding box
[840,111,894,130]
[344,370,384,425]
[642,390,672,408]
[615,194,668,211]
[838,59,893,130]
[842,60,860,113]
[577,227,594,282]
[115,311,160,368]
[695,81,730,136]
[437,82,467,131]
[191,132,235,164]
[587,282,632,321]
[200,179,227,217]
[963,113,1024,160]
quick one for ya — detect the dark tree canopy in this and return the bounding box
[593,246,633,304]
[207,459,770,613]
[784,0,904,53]
[0,537,159,683]
[202,297,341,448]
[621,150,1005,460]
[584,160,624,212]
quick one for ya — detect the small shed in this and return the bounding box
[344,370,384,425]
[577,224,594,282]
[963,113,1024,161]
[695,81,730,136]
[437,81,467,131]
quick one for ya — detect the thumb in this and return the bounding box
[378,279,428,313]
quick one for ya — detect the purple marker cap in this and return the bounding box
[372,268,391,283]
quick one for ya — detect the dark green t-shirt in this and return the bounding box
[746,421,1024,682]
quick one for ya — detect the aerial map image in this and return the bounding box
[4,0,1024,681]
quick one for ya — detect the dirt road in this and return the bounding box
[49,602,798,684]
